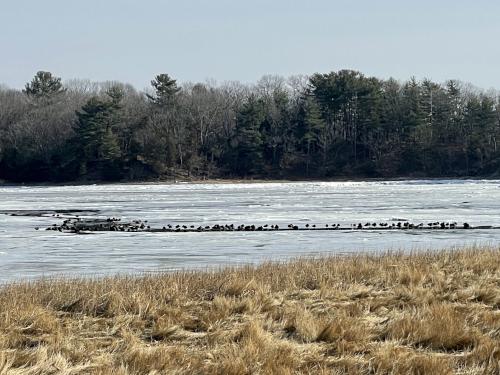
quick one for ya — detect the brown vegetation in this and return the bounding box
[0,247,499,374]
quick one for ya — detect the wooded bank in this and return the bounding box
[1,70,500,182]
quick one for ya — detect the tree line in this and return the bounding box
[1,70,499,182]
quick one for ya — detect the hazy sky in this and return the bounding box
[1,0,499,90]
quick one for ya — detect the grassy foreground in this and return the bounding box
[0,248,499,374]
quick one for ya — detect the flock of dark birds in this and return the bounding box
[38,217,476,233]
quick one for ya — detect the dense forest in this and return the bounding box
[1,70,499,182]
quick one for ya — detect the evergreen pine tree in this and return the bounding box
[147,74,180,106]
[23,71,66,103]
[301,96,326,175]
[233,96,265,176]
[74,90,123,178]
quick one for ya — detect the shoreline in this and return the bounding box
[1,175,500,187]
[1,246,498,374]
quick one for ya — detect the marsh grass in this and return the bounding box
[0,247,499,374]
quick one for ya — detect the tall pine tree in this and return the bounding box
[232,96,265,176]
[23,71,66,103]
[73,88,123,179]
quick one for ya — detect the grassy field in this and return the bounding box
[0,247,499,374]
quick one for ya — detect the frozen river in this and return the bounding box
[1,180,499,282]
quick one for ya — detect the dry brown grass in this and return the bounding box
[0,246,499,374]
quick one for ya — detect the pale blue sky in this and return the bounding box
[1,0,499,90]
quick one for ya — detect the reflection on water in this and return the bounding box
[0,180,499,282]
